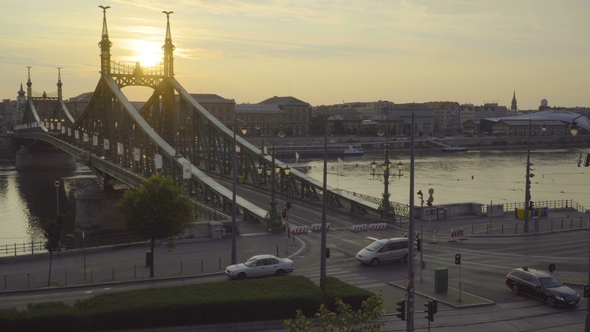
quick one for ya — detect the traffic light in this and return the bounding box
[584,285,590,298]
[424,298,437,322]
[286,201,292,210]
[455,253,461,265]
[395,299,406,321]
[417,239,421,252]
[281,209,287,218]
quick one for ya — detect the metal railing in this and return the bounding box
[483,200,586,214]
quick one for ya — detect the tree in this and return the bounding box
[283,293,387,332]
[116,174,195,277]
[41,213,67,286]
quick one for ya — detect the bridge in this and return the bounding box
[11,7,407,232]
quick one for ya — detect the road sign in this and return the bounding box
[432,227,438,234]
[429,188,434,195]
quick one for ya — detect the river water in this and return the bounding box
[1,147,589,246]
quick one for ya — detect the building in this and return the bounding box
[426,101,461,136]
[257,96,312,136]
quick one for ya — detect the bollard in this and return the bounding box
[65,270,68,285]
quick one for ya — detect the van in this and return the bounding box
[355,237,413,266]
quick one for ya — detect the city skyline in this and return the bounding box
[1,0,589,110]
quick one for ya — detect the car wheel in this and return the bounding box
[546,297,556,308]
[275,269,285,277]
[370,258,380,266]
[236,272,247,280]
[511,285,520,295]
[403,254,409,263]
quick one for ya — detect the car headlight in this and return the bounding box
[555,295,564,301]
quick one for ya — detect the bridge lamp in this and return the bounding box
[231,118,248,264]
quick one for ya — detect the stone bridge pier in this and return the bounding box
[75,181,126,234]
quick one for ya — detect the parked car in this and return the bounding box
[505,267,580,307]
[225,254,294,280]
[356,237,414,266]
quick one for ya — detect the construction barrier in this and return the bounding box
[290,226,309,234]
[350,224,368,232]
[404,232,420,240]
[310,223,331,231]
[449,228,465,242]
[368,223,388,230]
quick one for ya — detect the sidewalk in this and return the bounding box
[0,220,305,293]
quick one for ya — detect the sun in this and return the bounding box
[121,39,163,68]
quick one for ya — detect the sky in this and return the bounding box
[1,0,589,110]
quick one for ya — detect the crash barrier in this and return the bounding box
[310,223,331,231]
[449,228,465,242]
[350,224,368,232]
[290,226,309,234]
[368,223,388,230]
[404,232,421,240]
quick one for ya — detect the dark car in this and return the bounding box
[505,267,580,307]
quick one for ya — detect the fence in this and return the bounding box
[483,200,586,215]
[0,232,144,258]
[0,243,291,291]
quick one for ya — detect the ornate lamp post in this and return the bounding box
[523,119,546,233]
[266,124,285,232]
[568,115,590,332]
[375,123,398,222]
[231,118,248,264]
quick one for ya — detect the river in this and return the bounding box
[1,147,589,246]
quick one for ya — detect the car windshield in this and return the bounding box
[365,241,384,252]
[539,276,563,288]
[244,257,257,267]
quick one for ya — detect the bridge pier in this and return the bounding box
[75,181,126,234]
[15,145,77,170]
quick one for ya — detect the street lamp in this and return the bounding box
[523,118,547,233]
[232,118,248,264]
[375,122,398,222]
[417,190,424,283]
[267,124,285,232]
[54,180,60,215]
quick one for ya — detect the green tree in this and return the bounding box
[116,174,195,277]
[41,213,67,286]
[283,293,387,332]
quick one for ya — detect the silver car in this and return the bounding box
[356,237,413,266]
[225,254,294,280]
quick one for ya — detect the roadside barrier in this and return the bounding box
[368,223,388,230]
[310,223,331,231]
[449,228,465,242]
[404,232,420,240]
[290,226,309,234]
[350,224,368,232]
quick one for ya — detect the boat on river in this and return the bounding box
[272,144,364,159]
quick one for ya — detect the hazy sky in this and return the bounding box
[2,0,589,110]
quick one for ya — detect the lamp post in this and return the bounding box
[523,118,532,233]
[376,122,397,222]
[569,115,590,332]
[320,114,329,286]
[232,117,248,264]
[266,123,284,232]
[406,110,417,330]
[417,190,424,283]
[54,180,60,215]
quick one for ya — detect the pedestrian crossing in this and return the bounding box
[298,267,386,289]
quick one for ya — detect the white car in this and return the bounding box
[356,237,414,266]
[225,254,294,280]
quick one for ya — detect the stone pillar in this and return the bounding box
[75,181,125,234]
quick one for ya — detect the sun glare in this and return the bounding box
[120,39,163,68]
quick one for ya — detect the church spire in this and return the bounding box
[511,89,517,112]
[26,66,32,99]
[162,11,175,77]
[98,5,112,74]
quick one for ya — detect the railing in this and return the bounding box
[482,200,586,214]
[341,190,411,218]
